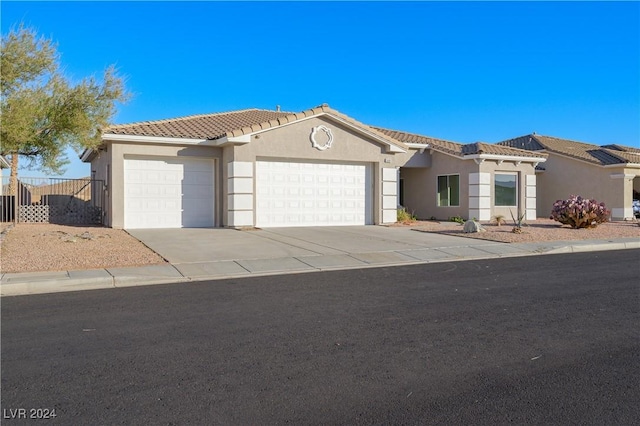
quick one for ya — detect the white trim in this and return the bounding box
[0,155,10,169]
[215,134,251,146]
[436,174,461,207]
[609,173,637,179]
[494,172,518,208]
[410,146,545,165]
[103,133,210,145]
[406,143,430,149]
[604,163,640,169]
[227,161,255,228]
[466,153,547,164]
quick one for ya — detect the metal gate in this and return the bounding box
[0,177,106,225]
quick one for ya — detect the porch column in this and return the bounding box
[609,173,635,220]
[525,174,537,220]
[381,167,398,224]
[227,161,254,227]
[468,172,491,221]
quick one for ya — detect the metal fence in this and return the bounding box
[0,177,105,225]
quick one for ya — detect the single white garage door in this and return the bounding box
[124,157,214,229]
[256,161,371,227]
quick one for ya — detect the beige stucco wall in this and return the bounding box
[95,142,223,228]
[400,151,478,220]
[536,154,640,219]
[230,116,409,166]
[400,152,539,221]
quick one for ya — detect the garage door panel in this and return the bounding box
[256,161,371,227]
[124,157,214,229]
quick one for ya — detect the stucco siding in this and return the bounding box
[231,116,409,166]
[536,154,638,219]
[401,151,477,220]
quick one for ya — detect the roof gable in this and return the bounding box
[102,104,407,153]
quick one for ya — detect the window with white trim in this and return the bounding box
[437,174,459,207]
[494,173,517,206]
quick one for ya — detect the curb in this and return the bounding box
[2,241,639,297]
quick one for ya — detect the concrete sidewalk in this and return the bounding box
[2,226,639,297]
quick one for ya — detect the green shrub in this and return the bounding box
[449,215,465,224]
[550,195,610,229]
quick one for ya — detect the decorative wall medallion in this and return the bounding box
[310,125,334,151]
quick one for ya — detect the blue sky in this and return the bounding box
[3,1,639,178]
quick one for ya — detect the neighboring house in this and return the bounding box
[81,104,545,229]
[498,134,640,220]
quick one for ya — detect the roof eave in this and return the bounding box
[465,154,548,164]
[603,162,640,169]
[80,148,95,163]
[102,133,213,145]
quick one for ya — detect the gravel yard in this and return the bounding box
[1,219,638,274]
[1,224,166,273]
[399,218,640,243]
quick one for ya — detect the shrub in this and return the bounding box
[510,210,526,233]
[491,214,506,226]
[449,215,465,224]
[550,195,610,229]
[397,207,417,224]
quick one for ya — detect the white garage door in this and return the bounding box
[124,157,214,229]
[256,161,371,227]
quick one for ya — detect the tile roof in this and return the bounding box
[104,104,408,150]
[373,127,546,159]
[105,108,292,140]
[498,134,640,166]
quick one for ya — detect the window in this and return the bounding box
[495,174,517,206]
[437,175,459,207]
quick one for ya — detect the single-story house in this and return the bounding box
[498,134,640,220]
[81,104,546,229]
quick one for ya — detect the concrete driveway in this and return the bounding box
[127,226,524,278]
[128,226,492,263]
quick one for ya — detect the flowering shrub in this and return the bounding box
[550,195,610,229]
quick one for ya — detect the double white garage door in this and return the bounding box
[124,157,371,229]
[255,161,372,227]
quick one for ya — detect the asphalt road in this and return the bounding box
[2,250,639,425]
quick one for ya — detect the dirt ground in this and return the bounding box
[1,223,166,273]
[395,218,640,243]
